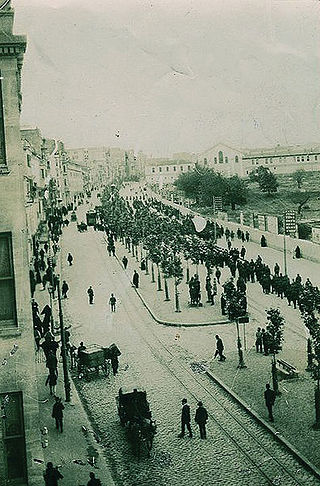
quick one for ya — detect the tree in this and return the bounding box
[293,169,305,189]
[266,308,285,395]
[250,166,279,195]
[224,175,247,210]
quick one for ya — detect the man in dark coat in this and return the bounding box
[122,255,128,269]
[87,472,101,486]
[67,252,73,266]
[215,267,221,284]
[264,383,275,422]
[87,286,94,304]
[195,401,208,439]
[41,305,52,335]
[178,398,192,438]
[43,462,63,486]
[132,270,139,288]
[214,335,226,361]
[62,280,69,298]
[52,396,65,432]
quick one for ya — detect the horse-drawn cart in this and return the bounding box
[116,388,157,457]
[77,343,121,380]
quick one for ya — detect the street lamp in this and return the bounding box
[56,276,71,402]
[47,285,55,335]
[236,316,248,369]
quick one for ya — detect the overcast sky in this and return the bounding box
[12,0,320,156]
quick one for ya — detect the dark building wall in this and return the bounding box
[0,7,43,486]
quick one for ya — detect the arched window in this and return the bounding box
[225,156,228,163]
[218,151,223,163]
[235,155,239,163]
[214,157,217,164]
[204,157,207,165]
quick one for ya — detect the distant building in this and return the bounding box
[145,157,195,186]
[198,142,320,177]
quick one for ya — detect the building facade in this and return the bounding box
[145,158,195,187]
[0,4,43,485]
[198,142,320,178]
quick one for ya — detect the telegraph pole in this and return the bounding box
[56,276,71,402]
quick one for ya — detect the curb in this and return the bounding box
[115,253,230,328]
[205,369,320,481]
[135,286,230,328]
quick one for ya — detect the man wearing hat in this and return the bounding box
[178,398,192,438]
[195,401,208,439]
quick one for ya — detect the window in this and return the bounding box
[26,154,31,168]
[0,70,7,167]
[204,157,207,165]
[235,155,239,163]
[252,161,254,165]
[173,166,176,172]
[152,167,155,173]
[225,157,228,163]
[0,233,17,328]
[188,165,191,171]
[315,155,318,161]
[47,161,50,170]
[214,157,217,164]
[166,166,169,171]
[159,167,162,172]
[218,151,223,163]
[307,155,310,161]
[297,156,300,162]
[301,157,304,162]
[180,166,183,171]
[1,392,27,483]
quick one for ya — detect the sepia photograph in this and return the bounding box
[1,0,320,484]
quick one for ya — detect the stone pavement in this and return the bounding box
[58,217,319,486]
[32,228,116,486]
[110,229,320,469]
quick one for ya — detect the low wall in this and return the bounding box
[213,218,320,264]
[156,194,320,265]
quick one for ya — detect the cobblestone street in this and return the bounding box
[59,204,319,486]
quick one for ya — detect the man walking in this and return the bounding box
[195,401,208,439]
[61,280,69,299]
[178,398,192,438]
[87,472,102,486]
[87,286,94,304]
[214,335,226,361]
[264,383,275,422]
[67,252,73,266]
[52,396,64,432]
[43,462,63,486]
[132,270,139,288]
[122,255,128,269]
[109,293,117,312]
[255,327,263,353]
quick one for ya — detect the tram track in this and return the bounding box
[91,228,319,485]
[126,292,318,486]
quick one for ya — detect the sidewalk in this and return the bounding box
[113,243,229,327]
[32,211,116,486]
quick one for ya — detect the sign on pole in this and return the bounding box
[213,196,222,211]
[284,210,296,236]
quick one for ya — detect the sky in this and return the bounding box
[11,0,320,156]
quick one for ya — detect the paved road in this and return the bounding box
[59,203,319,486]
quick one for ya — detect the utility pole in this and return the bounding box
[56,276,71,402]
[283,233,288,276]
[212,196,217,244]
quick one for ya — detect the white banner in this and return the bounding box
[192,215,207,232]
